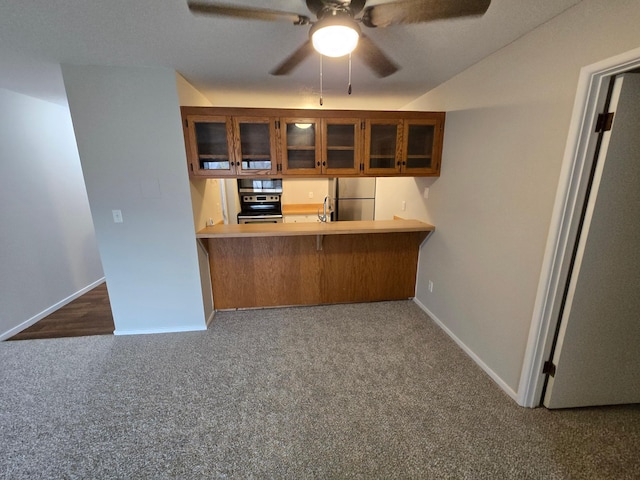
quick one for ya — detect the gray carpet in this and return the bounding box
[1,300,639,479]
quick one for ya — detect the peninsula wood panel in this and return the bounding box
[208,231,428,309]
[208,236,322,309]
[320,233,424,304]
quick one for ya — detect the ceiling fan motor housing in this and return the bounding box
[310,9,362,58]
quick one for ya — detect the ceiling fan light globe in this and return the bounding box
[311,24,359,58]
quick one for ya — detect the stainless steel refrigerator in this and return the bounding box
[329,177,376,221]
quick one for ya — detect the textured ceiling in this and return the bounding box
[0,0,583,108]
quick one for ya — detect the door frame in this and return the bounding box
[517,46,640,408]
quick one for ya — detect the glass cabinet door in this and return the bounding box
[364,119,403,175]
[280,118,321,175]
[322,118,361,175]
[234,117,278,176]
[402,119,441,174]
[186,115,235,176]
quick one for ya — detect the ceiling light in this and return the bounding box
[310,13,360,58]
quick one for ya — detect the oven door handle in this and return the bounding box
[241,215,283,220]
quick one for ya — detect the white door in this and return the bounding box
[544,73,640,409]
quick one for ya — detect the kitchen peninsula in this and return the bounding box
[197,219,434,309]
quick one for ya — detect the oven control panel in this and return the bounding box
[242,195,281,203]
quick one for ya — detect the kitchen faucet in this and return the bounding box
[318,196,330,223]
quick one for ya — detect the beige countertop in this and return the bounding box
[196,219,435,239]
[282,203,324,215]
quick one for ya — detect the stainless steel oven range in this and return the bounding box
[237,178,283,224]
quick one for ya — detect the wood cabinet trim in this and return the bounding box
[363,118,404,175]
[185,114,235,176]
[181,106,445,120]
[401,118,443,175]
[232,115,279,176]
[321,117,362,176]
[280,117,322,175]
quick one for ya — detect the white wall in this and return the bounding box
[374,177,436,221]
[62,66,206,335]
[176,73,213,107]
[176,73,217,321]
[403,0,640,395]
[282,178,329,205]
[176,73,224,230]
[0,88,103,339]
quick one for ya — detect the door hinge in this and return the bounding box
[184,119,188,128]
[360,163,364,172]
[275,120,280,129]
[595,112,614,133]
[361,121,365,129]
[542,360,556,377]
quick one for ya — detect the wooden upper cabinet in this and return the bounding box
[322,118,362,176]
[401,118,443,175]
[364,119,403,175]
[181,107,445,178]
[280,117,322,175]
[185,115,235,176]
[233,116,278,176]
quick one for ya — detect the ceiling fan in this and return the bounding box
[187,0,491,78]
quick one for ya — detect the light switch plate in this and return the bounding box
[112,209,123,223]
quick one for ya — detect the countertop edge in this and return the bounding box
[196,219,435,239]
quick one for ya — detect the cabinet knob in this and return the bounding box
[397,161,401,166]
[402,161,406,166]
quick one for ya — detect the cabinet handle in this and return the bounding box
[396,161,401,166]
[317,161,320,167]
[322,161,326,167]
[402,161,406,166]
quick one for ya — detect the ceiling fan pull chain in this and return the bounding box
[348,53,352,95]
[319,54,324,106]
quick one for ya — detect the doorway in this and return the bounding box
[518,46,640,408]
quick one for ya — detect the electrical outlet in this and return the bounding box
[423,187,430,199]
[428,280,434,293]
[112,209,123,224]
[402,200,406,211]
[308,191,314,198]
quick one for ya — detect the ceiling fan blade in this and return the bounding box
[270,40,315,76]
[362,0,491,28]
[356,35,399,78]
[188,1,310,24]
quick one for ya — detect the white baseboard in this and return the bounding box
[412,297,520,404]
[205,309,215,327]
[114,324,207,336]
[0,277,106,341]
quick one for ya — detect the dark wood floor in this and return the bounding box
[9,283,115,341]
